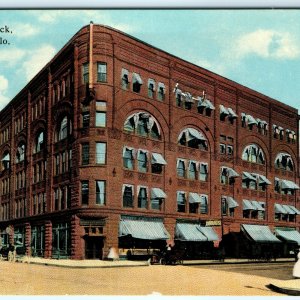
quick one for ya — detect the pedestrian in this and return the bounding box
[293,251,300,278]
[7,243,15,262]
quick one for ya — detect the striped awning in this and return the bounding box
[242,172,256,181]
[275,203,288,214]
[151,153,167,165]
[243,199,256,210]
[151,188,167,199]
[189,193,203,204]
[275,228,300,245]
[198,227,219,241]
[226,196,239,208]
[119,219,169,240]
[241,224,281,243]
[175,223,207,242]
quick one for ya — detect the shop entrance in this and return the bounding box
[85,236,104,259]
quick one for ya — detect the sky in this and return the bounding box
[0,9,300,114]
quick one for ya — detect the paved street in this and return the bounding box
[191,262,295,280]
[0,260,295,295]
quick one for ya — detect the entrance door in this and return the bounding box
[85,237,104,259]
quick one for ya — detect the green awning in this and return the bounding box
[275,228,300,245]
[175,223,207,242]
[241,224,281,243]
[119,219,170,240]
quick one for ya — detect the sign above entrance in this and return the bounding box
[205,220,221,227]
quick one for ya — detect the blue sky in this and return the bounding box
[0,9,300,113]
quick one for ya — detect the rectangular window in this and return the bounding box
[96,181,106,205]
[82,63,89,84]
[96,101,106,127]
[138,187,147,209]
[97,62,107,82]
[188,162,197,180]
[177,160,185,178]
[221,197,227,216]
[227,145,234,155]
[82,143,89,165]
[123,185,133,207]
[157,83,165,101]
[55,154,60,175]
[220,144,226,154]
[96,112,106,127]
[177,192,186,213]
[151,198,162,210]
[96,142,106,164]
[199,163,208,181]
[61,152,66,173]
[81,181,89,205]
[121,69,129,90]
[123,148,134,170]
[82,112,90,128]
[200,195,208,214]
[138,151,147,173]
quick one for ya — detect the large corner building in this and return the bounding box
[0,23,299,260]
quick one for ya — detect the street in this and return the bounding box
[191,262,294,280]
[0,260,295,295]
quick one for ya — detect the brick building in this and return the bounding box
[0,23,299,260]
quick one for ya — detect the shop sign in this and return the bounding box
[205,220,221,226]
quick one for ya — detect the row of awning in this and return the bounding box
[275,178,300,190]
[241,113,268,128]
[119,218,300,246]
[123,146,167,165]
[242,224,300,245]
[119,218,219,242]
[242,200,265,211]
[242,172,271,185]
[177,192,208,204]
[174,88,215,110]
[219,105,237,118]
[274,203,300,215]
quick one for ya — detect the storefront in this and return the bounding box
[275,227,300,257]
[174,222,219,259]
[52,222,70,259]
[118,216,169,259]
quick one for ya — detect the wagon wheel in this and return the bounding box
[159,258,166,265]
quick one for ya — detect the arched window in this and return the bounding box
[275,153,294,171]
[16,142,26,163]
[2,151,10,170]
[57,116,72,142]
[242,144,265,164]
[178,128,207,150]
[35,131,45,153]
[123,112,161,140]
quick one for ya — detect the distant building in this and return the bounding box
[0,23,299,260]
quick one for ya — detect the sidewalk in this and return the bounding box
[14,256,295,268]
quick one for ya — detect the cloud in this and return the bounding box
[234,29,300,60]
[0,48,26,65]
[13,23,40,37]
[22,44,57,81]
[0,75,10,110]
[30,10,134,33]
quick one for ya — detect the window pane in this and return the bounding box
[82,144,89,165]
[96,143,106,164]
[97,63,107,82]
[96,112,106,127]
[96,181,106,205]
[81,181,89,205]
[138,187,147,209]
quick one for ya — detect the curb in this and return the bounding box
[266,284,300,296]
